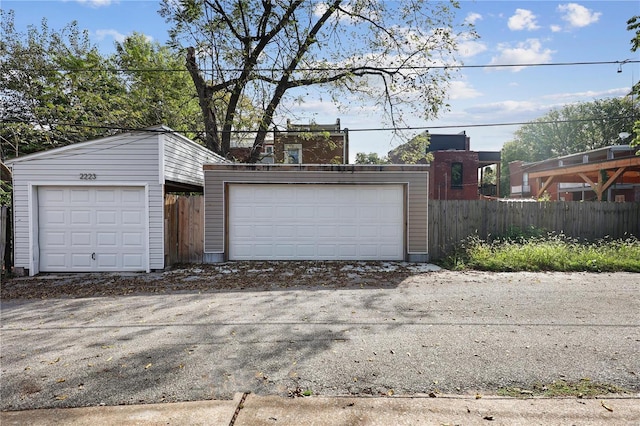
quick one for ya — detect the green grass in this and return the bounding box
[439,232,640,272]
[498,378,630,398]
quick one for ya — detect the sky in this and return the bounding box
[3,0,639,162]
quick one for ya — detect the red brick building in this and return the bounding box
[229,119,349,164]
[425,132,502,200]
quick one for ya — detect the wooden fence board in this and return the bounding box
[165,195,639,265]
[165,195,204,265]
[428,200,640,260]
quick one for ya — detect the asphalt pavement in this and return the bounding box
[1,266,639,424]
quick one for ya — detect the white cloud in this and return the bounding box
[74,0,115,7]
[467,100,538,115]
[508,9,540,31]
[550,25,562,33]
[457,36,487,58]
[489,39,554,71]
[448,80,482,100]
[465,12,482,25]
[542,87,630,102]
[557,3,601,28]
[95,29,126,43]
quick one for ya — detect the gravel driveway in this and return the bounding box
[1,263,639,411]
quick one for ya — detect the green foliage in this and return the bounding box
[0,181,11,205]
[439,233,640,272]
[387,132,432,164]
[500,97,638,194]
[1,11,129,156]
[160,0,473,159]
[354,152,389,164]
[114,33,203,140]
[627,15,640,152]
[0,12,206,159]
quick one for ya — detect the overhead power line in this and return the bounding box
[1,115,636,134]
[3,59,639,74]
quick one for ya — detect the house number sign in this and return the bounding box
[79,173,97,180]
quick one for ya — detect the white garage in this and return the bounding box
[6,126,226,276]
[203,164,430,263]
[228,184,404,260]
[38,186,147,272]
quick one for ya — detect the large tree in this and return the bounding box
[160,0,472,161]
[0,11,129,157]
[0,12,204,159]
[114,33,205,139]
[500,97,638,196]
[627,15,640,151]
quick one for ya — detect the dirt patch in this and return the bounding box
[1,261,441,300]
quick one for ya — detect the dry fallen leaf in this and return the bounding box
[601,401,613,412]
[145,363,152,369]
[56,378,66,383]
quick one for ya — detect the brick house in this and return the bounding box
[425,132,502,200]
[273,119,348,164]
[229,119,349,164]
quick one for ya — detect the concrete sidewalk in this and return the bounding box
[2,394,639,426]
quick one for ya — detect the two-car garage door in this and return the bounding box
[38,186,147,272]
[229,184,404,260]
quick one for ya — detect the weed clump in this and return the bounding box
[439,229,640,272]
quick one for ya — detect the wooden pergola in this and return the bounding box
[530,156,640,201]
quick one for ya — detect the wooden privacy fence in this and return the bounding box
[1,205,9,274]
[428,200,640,260]
[164,195,639,265]
[164,194,204,265]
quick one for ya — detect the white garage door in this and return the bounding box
[229,184,404,260]
[38,186,147,272]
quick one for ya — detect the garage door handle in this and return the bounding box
[91,253,96,260]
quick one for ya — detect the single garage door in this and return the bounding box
[229,184,404,260]
[38,186,147,272]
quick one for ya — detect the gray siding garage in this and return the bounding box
[203,164,429,262]
[7,126,225,276]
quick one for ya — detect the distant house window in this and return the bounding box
[264,145,274,154]
[284,144,302,164]
[451,162,463,189]
[522,172,529,186]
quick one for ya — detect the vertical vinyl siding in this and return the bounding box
[9,133,164,271]
[203,165,429,257]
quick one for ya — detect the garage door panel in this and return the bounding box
[122,232,143,247]
[122,254,144,268]
[44,253,66,268]
[97,232,117,246]
[70,189,90,203]
[229,184,403,261]
[97,211,117,225]
[71,253,92,268]
[38,186,146,272]
[71,232,92,246]
[44,210,66,225]
[275,205,294,218]
[96,189,116,203]
[122,210,143,225]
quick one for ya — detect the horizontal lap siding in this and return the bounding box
[204,168,428,256]
[10,133,164,270]
[163,133,223,187]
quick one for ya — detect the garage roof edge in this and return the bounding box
[203,164,430,172]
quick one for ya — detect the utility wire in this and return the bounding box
[3,59,639,74]
[1,116,636,134]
